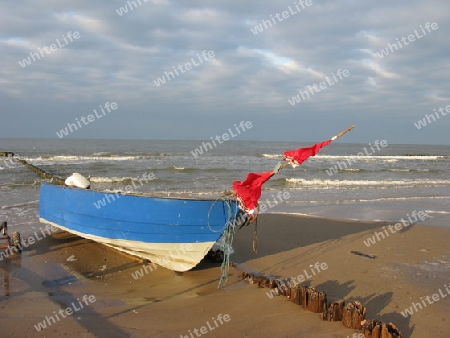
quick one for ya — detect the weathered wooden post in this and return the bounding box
[361,320,402,338]
[300,285,308,309]
[323,300,345,321]
[342,301,366,329]
[241,271,402,337]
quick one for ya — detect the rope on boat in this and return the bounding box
[207,197,233,233]
[207,197,234,288]
[217,213,236,288]
[208,196,249,288]
[0,152,66,185]
[252,218,259,253]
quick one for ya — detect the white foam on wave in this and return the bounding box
[91,152,110,156]
[21,154,176,163]
[285,178,450,187]
[317,155,446,160]
[50,155,143,161]
[90,176,158,183]
[340,168,362,172]
[425,210,450,215]
[261,154,282,158]
[1,200,39,210]
[265,211,366,222]
[260,154,446,163]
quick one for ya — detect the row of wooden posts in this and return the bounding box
[0,152,66,185]
[242,272,402,338]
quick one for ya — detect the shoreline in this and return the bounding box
[0,213,449,337]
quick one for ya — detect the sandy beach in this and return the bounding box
[0,213,449,337]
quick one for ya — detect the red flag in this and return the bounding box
[232,171,274,216]
[283,139,332,167]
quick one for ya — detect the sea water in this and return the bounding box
[1,139,449,233]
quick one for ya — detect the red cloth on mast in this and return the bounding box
[232,171,274,215]
[283,139,332,166]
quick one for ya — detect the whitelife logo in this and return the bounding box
[116,0,151,16]
[55,102,118,139]
[93,172,156,209]
[266,262,328,299]
[288,69,350,106]
[258,192,290,213]
[363,210,432,247]
[250,0,313,35]
[180,314,231,338]
[0,224,59,261]
[191,121,253,158]
[34,294,96,331]
[376,22,439,58]
[325,140,388,176]
[401,283,450,318]
[153,50,215,87]
[131,243,193,280]
[414,103,450,130]
[18,31,81,68]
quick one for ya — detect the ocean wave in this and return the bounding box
[284,196,450,205]
[425,210,450,215]
[21,155,145,162]
[259,154,447,162]
[21,153,176,163]
[91,152,110,156]
[260,154,282,159]
[149,166,231,174]
[388,169,412,172]
[388,169,434,173]
[90,176,158,183]
[321,168,437,174]
[170,166,196,172]
[339,169,363,172]
[284,178,450,187]
[314,155,445,161]
[0,200,39,210]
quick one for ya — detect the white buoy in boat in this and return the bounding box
[65,173,90,189]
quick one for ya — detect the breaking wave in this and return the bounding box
[284,178,450,187]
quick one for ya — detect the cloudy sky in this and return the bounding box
[1,0,449,144]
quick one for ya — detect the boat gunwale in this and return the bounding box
[40,182,237,203]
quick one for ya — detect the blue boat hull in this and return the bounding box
[39,183,241,271]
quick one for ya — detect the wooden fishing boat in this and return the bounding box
[6,126,354,276]
[39,183,241,272]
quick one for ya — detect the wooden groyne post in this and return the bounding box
[242,272,402,337]
[0,152,66,185]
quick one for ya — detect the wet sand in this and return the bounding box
[0,213,449,337]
